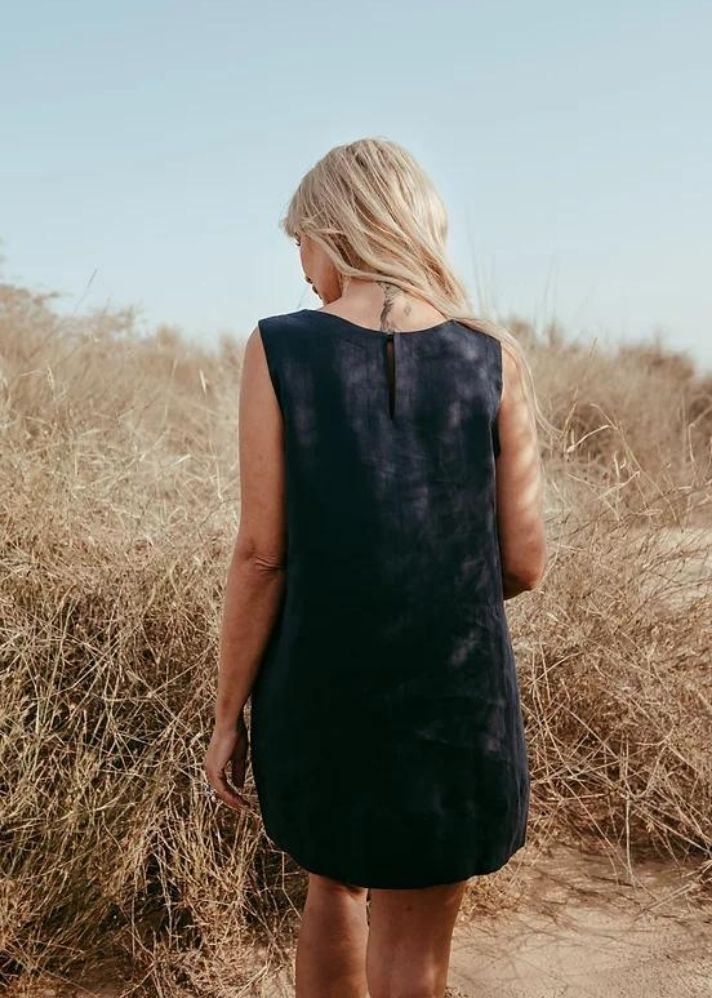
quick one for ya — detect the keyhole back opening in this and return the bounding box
[385,333,396,420]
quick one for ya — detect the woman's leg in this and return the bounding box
[365,879,468,998]
[295,872,370,998]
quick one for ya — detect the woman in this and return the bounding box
[204,137,547,998]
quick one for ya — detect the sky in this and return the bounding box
[2,1,711,370]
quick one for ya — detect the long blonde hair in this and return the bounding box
[280,135,553,448]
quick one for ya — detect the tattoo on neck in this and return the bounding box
[377,281,401,331]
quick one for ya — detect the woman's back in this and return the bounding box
[204,137,548,993]
[249,306,530,889]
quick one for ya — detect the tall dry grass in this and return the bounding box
[1,282,710,995]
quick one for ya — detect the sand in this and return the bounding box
[444,842,712,998]
[260,841,712,997]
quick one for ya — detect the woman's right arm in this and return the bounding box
[495,344,548,599]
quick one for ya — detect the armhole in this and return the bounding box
[492,338,503,460]
[257,318,283,414]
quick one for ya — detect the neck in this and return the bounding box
[338,276,411,309]
[328,276,444,330]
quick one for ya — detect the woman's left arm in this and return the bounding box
[204,325,287,809]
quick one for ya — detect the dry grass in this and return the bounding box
[1,283,710,995]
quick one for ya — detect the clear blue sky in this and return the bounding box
[2,1,710,369]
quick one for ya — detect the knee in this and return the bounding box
[369,960,443,998]
[308,872,368,900]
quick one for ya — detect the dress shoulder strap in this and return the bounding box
[257,310,308,410]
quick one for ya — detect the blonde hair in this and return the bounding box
[280,135,554,449]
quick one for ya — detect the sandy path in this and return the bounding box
[261,842,712,997]
[445,842,711,997]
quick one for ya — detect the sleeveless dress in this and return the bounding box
[249,307,530,889]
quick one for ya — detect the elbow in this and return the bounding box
[503,543,548,594]
[514,567,544,592]
[502,566,543,599]
[232,534,287,576]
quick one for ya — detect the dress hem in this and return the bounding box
[259,820,527,890]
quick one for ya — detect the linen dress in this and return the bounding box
[248,307,530,889]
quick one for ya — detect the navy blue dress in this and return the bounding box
[249,307,530,889]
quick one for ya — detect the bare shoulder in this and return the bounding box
[500,340,527,408]
[245,324,264,353]
[235,326,263,378]
[239,323,285,421]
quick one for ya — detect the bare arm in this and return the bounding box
[495,344,547,599]
[213,325,287,732]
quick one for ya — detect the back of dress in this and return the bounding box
[250,307,530,889]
